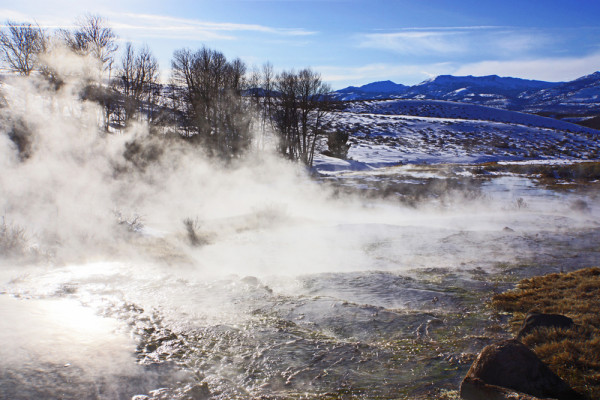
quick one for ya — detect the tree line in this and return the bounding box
[0,15,348,165]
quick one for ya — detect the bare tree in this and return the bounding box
[297,68,332,166]
[273,70,299,159]
[58,15,119,130]
[247,65,269,150]
[171,46,251,157]
[0,20,45,75]
[117,43,159,125]
[248,66,261,102]
[61,14,118,76]
[261,62,275,112]
[271,68,334,166]
[258,62,275,147]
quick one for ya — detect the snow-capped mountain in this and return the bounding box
[335,80,408,100]
[520,71,600,114]
[333,72,600,117]
[405,75,559,108]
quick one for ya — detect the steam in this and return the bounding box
[0,45,598,277]
[0,45,376,270]
[0,46,328,265]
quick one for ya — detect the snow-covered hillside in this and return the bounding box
[345,100,598,134]
[335,80,408,100]
[333,72,600,117]
[521,72,600,115]
[314,99,600,172]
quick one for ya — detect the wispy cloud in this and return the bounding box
[358,30,467,55]
[357,26,552,58]
[0,9,32,22]
[0,8,74,28]
[0,9,317,41]
[107,12,316,41]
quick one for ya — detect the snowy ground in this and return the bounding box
[313,99,600,173]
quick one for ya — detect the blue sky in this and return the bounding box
[2,0,600,89]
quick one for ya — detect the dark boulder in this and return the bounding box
[186,383,211,400]
[460,339,584,400]
[517,312,575,339]
[461,377,554,399]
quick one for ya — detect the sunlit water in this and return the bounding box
[1,171,599,399]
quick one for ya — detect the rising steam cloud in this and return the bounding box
[1,44,597,279]
[0,45,341,268]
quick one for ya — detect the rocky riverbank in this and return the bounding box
[458,267,600,399]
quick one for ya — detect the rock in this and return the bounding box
[415,317,443,339]
[517,312,575,339]
[460,339,584,400]
[461,377,554,399]
[570,199,590,213]
[186,382,211,400]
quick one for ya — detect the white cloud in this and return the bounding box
[0,9,34,22]
[0,9,316,42]
[357,27,553,58]
[108,12,316,41]
[493,31,551,54]
[358,30,467,55]
[453,52,600,82]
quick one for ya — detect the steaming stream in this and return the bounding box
[1,172,599,399]
[1,60,600,399]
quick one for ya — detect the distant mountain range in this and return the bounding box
[333,72,600,118]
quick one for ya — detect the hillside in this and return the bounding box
[521,71,600,115]
[314,99,600,172]
[333,72,600,118]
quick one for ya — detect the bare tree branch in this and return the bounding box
[61,14,118,74]
[118,42,159,124]
[0,20,45,75]
[171,46,251,157]
[272,68,334,166]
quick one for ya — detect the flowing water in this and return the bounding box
[1,167,599,399]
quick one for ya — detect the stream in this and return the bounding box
[1,166,599,399]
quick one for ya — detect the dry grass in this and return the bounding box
[492,267,600,399]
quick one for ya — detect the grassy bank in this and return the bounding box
[492,267,600,399]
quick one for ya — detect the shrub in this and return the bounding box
[0,217,28,257]
[323,129,351,159]
[183,218,208,247]
[115,211,144,233]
